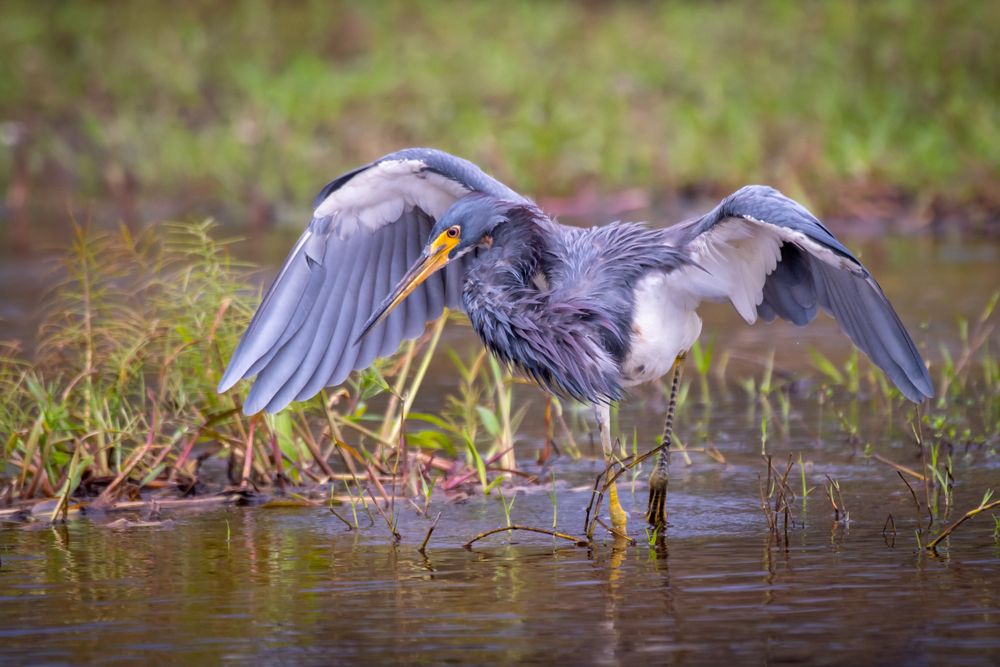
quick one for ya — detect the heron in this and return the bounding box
[218,148,933,532]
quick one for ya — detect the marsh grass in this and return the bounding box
[3,0,1000,231]
[0,222,998,554]
[0,221,548,516]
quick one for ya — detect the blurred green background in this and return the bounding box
[2,0,999,239]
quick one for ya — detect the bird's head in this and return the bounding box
[355,194,508,344]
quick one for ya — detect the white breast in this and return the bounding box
[622,270,703,386]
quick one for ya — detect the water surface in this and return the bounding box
[1,233,998,665]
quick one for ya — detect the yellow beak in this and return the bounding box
[354,230,459,345]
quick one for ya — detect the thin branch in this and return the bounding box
[463,525,589,548]
[873,454,925,480]
[595,517,636,544]
[329,507,354,530]
[927,499,1000,551]
[419,511,442,552]
[897,470,923,534]
[366,487,400,541]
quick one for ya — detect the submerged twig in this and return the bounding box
[419,511,442,552]
[915,406,934,529]
[595,517,635,545]
[897,470,922,534]
[873,454,925,480]
[463,525,589,548]
[329,507,354,530]
[927,497,1000,551]
[758,473,776,531]
[882,512,896,537]
[367,487,400,541]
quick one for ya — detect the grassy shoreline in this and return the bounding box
[2,0,999,235]
[0,222,997,552]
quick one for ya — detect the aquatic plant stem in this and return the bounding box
[329,507,354,530]
[367,487,400,541]
[928,498,1000,551]
[380,340,416,441]
[915,406,933,528]
[595,517,636,544]
[463,525,588,548]
[390,313,447,443]
[94,396,159,508]
[873,454,925,480]
[240,420,255,489]
[897,471,923,534]
[419,511,442,552]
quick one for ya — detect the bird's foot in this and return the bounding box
[607,481,628,531]
[645,465,668,528]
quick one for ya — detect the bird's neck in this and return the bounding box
[461,205,623,403]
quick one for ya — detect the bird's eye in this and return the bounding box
[447,226,460,238]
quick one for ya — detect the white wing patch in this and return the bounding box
[674,216,859,324]
[313,159,471,239]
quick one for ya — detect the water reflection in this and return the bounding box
[2,225,1000,663]
[2,483,1000,666]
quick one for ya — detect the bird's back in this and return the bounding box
[544,223,689,362]
[462,210,689,403]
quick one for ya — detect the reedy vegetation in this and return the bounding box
[1,0,999,227]
[0,223,998,551]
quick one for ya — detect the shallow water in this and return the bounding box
[1,233,999,665]
[2,451,999,666]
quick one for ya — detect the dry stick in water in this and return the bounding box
[927,499,1000,551]
[585,438,674,535]
[595,517,636,545]
[367,487,400,541]
[826,475,847,520]
[584,451,636,538]
[897,471,923,534]
[883,512,896,537]
[329,507,354,530]
[464,525,588,548]
[270,433,287,493]
[239,420,255,489]
[873,454,925,480]
[419,511,443,552]
[915,406,934,529]
[825,482,839,521]
[758,473,777,532]
[293,420,337,478]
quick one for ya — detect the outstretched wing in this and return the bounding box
[219,148,525,414]
[664,185,933,402]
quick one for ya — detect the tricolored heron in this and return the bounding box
[219,148,932,532]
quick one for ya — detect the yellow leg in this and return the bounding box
[595,403,627,531]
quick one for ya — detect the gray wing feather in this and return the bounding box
[239,233,330,380]
[377,221,409,358]
[670,185,933,402]
[354,227,395,372]
[221,148,528,414]
[402,213,429,339]
[326,228,383,391]
[245,229,373,413]
[290,226,371,404]
[757,245,819,326]
[290,228,357,402]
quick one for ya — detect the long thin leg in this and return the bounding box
[647,355,685,528]
[594,402,628,531]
